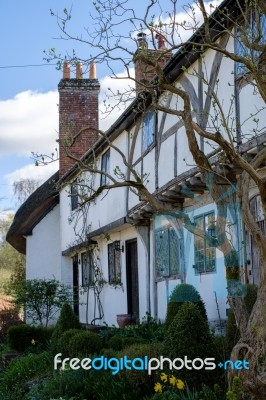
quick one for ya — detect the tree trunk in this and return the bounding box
[230,274,266,399]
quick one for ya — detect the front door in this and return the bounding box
[126,239,139,318]
[72,255,79,318]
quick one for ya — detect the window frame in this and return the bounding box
[70,180,79,211]
[108,241,121,284]
[193,211,216,274]
[81,251,94,287]
[155,225,180,278]
[100,148,110,186]
[142,109,155,153]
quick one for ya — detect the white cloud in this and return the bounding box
[5,162,59,188]
[99,68,135,131]
[0,90,59,157]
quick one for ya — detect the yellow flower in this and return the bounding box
[31,339,36,345]
[154,382,163,393]
[160,372,168,383]
[176,379,185,390]
[169,375,177,386]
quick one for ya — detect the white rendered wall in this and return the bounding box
[26,204,61,281]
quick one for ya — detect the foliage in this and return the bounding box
[0,307,22,341]
[100,313,165,347]
[7,324,53,352]
[146,383,225,399]
[165,284,207,328]
[0,214,25,292]
[117,342,163,395]
[68,330,103,357]
[0,351,52,397]
[12,279,71,327]
[56,328,82,357]
[51,303,81,353]
[226,377,244,400]
[163,302,218,388]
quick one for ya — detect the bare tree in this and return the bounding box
[13,178,41,206]
[38,1,266,397]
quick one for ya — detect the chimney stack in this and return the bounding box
[58,62,100,177]
[133,32,171,94]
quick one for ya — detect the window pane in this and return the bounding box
[169,228,179,275]
[101,149,110,185]
[108,242,121,283]
[71,182,79,211]
[194,212,216,273]
[155,229,170,276]
[142,110,155,152]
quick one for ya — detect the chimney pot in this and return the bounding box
[137,32,148,48]
[76,62,83,79]
[156,33,166,50]
[89,62,96,79]
[63,61,70,79]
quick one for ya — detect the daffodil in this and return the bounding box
[176,379,185,390]
[154,382,163,393]
[169,375,177,386]
[31,339,36,345]
[160,372,168,383]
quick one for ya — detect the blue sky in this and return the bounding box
[0,0,215,213]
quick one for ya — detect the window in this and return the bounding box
[142,109,155,152]
[71,181,79,211]
[155,227,180,276]
[194,212,216,274]
[100,149,110,185]
[108,242,121,283]
[81,252,94,286]
[235,9,266,76]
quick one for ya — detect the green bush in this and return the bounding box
[117,342,163,396]
[165,284,207,328]
[51,303,81,353]
[68,330,102,357]
[27,367,95,400]
[7,324,53,352]
[107,334,124,350]
[163,302,217,388]
[0,351,52,396]
[57,328,81,357]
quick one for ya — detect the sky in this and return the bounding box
[0,0,218,214]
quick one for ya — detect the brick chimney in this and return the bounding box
[58,61,100,177]
[133,32,171,94]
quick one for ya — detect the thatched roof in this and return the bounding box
[6,171,59,254]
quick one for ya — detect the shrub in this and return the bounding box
[51,303,81,353]
[7,324,53,352]
[0,351,52,396]
[13,279,71,326]
[26,367,95,400]
[57,328,81,357]
[163,302,217,388]
[107,335,124,350]
[68,331,102,357]
[117,342,163,396]
[165,284,207,328]
[0,308,22,341]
